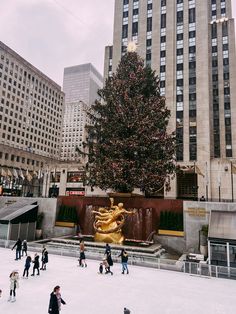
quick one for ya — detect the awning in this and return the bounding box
[209,210,236,242]
[0,203,38,223]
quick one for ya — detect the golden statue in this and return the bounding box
[93,198,135,244]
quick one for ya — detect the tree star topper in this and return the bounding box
[127,41,137,52]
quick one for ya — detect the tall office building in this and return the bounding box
[0,41,64,196]
[61,63,103,161]
[104,0,236,201]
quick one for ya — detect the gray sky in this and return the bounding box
[0,0,115,85]
[0,0,236,87]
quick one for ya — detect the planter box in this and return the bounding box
[55,221,76,228]
[158,229,184,237]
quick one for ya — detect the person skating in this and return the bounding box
[118,249,129,274]
[23,255,32,278]
[31,253,40,276]
[103,258,113,275]
[12,238,22,260]
[104,243,111,256]
[98,262,103,274]
[41,247,48,270]
[48,285,66,314]
[79,239,87,267]
[8,270,19,302]
[21,240,28,257]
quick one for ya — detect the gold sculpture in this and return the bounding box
[93,198,135,244]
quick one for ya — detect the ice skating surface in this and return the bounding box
[0,247,235,314]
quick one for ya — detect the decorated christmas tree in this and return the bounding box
[80,49,176,194]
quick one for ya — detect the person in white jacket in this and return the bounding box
[8,270,19,302]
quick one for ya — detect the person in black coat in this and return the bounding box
[41,247,49,270]
[12,238,22,260]
[31,253,40,276]
[105,252,113,275]
[23,255,32,278]
[104,243,111,256]
[48,285,66,314]
[22,240,28,257]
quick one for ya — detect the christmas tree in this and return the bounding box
[80,50,176,194]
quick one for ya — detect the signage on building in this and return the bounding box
[185,207,207,217]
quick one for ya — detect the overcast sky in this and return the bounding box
[0,0,236,87]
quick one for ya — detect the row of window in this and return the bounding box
[0,151,44,167]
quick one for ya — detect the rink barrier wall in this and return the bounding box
[0,239,235,281]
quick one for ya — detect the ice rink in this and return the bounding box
[0,247,235,314]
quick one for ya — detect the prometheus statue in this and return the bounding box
[92,198,136,244]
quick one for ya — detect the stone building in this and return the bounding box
[0,41,65,196]
[61,63,103,161]
[104,0,236,201]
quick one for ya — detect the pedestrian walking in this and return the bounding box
[48,285,66,314]
[8,270,19,302]
[23,256,32,279]
[12,238,22,260]
[21,240,28,257]
[118,249,129,274]
[78,239,87,267]
[31,253,40,276]
[41,247,48,270]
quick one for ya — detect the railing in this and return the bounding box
[1,239,236,280]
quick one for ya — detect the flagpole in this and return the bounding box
[231,161,234,202]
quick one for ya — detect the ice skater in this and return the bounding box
[21,240,28,257]
[98,262,103,274]
[104,243,111,256]
[12,238,22,260]
[31,253,40,276]
[23,255,32,278]
[48,285,66,314]
[103,258,113,275]
[41,247,48,270]
[79,239,87,267]
[118,249,129,274]
[8,270,19,302]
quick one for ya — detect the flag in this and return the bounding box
[26,169,32,182]
[7,169,13,177]
[1,167,6,177]
[181,165,194,173]
[20,169,25,180]
[13,169,18,178]
[232,163,236,175]
[195,165,204,177]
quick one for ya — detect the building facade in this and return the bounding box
[61,63,103,161]
[104,0,236,201]
[0,41,65,196]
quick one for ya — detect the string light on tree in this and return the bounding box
[78,50,176,194]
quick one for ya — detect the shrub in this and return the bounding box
[159,211,183,231]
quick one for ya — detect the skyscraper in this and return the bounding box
[61,63,103,161]
[0,41,64,196]
[104,0,236,201]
